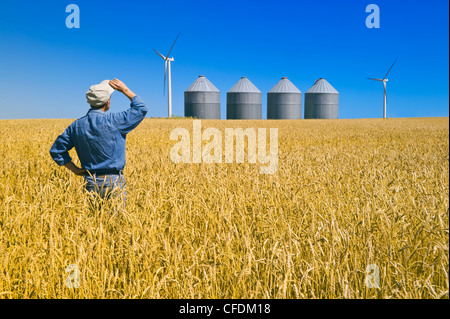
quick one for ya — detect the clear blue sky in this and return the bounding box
[0,0,448,119]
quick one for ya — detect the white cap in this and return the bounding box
[86,80,115,107]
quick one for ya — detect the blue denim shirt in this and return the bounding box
[50,95,148,173]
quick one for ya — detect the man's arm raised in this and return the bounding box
[108,78,148,135]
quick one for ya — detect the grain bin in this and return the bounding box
[227,77,262,119]
[267,77,302,119]
[304,78,339,119]
[184,75,220,119]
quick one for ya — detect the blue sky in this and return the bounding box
[0,0,448,119]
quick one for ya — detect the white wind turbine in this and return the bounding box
[368,58,398,119]
[154,33,181,118]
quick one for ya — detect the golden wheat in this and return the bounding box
[0,117,448,299]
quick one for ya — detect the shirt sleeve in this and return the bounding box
[49,125,74,166]
[110,95,149,135]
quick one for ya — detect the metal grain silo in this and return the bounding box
[304,78,339,119]
[227,77,262,119]
[184,75,220,119]
[267,77,302,119]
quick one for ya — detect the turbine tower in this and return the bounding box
[368,58,397,119]
[154,33,180,118]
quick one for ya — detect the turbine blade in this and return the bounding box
[166,32,181,58]
[153,49,166,60]
[383,58,398,79]
[367,78,384,81]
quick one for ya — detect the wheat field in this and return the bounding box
[0,117,448,299]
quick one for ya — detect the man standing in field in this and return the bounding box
[50,79,148,198]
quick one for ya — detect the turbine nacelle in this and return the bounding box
[153,50,175,62]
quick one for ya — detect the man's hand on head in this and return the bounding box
[109,78,137,101]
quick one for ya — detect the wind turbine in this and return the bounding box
[368,58,398,119]
[154,33,180,118]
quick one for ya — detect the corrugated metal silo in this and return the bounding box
[227,77,262,119]
[184,75,220,119]
[267,77,302,119]
[304,78,339,119]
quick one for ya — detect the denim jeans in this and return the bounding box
[84,171,126,200]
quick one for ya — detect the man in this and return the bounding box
[50,79,148,198]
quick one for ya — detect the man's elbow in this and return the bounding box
[51,158,64,167]
[49,149,58,164]
[49,150,66,167]
[136,105,148,118]
[133,97,149,116]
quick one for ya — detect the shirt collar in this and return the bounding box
[87,108,106,115]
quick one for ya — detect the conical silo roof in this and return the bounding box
[228,77,261,93]
[306,78,338,94]
[185,75,219,92]
[268,77,301,93]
